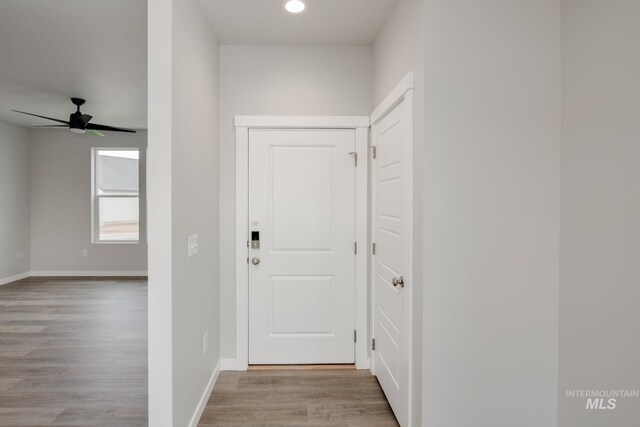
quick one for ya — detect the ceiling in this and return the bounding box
[198,0,398,45]
[0,0,147,129]
[0,0,396,130]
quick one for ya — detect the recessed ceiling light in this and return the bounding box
[284,0,306,14]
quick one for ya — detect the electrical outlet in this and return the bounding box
[188,234,199,258]
[82,249,88,257]
[203,332,208,355]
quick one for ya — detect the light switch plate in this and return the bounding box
[188,234,199,258]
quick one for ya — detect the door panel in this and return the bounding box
[248,129,356,364]
[270,146,334,251]
[269,275,334,334]
[372,98,411,426]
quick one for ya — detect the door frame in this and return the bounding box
[234,116,370,371]
[369,72,415,426]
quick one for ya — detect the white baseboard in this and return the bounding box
[188,359,221,427]
[0,272,30,286]
[357,358,371,370]
[1,271,148,286]
[220,358,237,371]
[29,271,148,277]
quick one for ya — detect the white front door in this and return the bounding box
[371,96,412,426]
[248,128,357,365]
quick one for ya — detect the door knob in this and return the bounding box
[392,276,405,288]
[251,257,260,265]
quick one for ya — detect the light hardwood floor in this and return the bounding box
[0,276,147,426]
[1,277,397,426]
[199,370,399,427]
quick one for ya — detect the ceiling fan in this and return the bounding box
[12,98,136,137]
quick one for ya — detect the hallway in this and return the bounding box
[199,369,399,426]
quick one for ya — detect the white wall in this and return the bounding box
[422,1,561,426]
[148,0,221,425]
[373,1,424,425]
[218,45,373,360]
[147,0,173,422]
[373,0,422,105]
[29,129,147,274]
[0,121,30,283]
[171,0,220,424]
[560,1,640,425]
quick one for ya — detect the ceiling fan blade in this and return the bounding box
[12,110,69,125]
[87,129,105,138]
[86,123,136,133]
[33,125,68,128]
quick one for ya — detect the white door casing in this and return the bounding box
[370,73,414,427]
[234,116,370,371]
[248,128,356,364]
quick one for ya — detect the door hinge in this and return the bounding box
[349,152,358,166]
[246,257,249,264]
[371,146,377,159]
[371,338,376,351]
[372,243,376,255]
[354,242,358,254]
[354,330,357,343]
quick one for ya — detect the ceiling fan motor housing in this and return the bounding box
[69,98,93,132]
[70,112,87,130]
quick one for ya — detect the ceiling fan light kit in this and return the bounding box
[12,98,136,137]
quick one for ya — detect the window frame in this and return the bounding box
[91,147,141,244]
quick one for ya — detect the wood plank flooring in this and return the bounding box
[1,277,397,426]
[0,276,147,426]
[199,370,399,427]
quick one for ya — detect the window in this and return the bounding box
[92,148,140,243]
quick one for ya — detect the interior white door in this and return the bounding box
[371,97,412,426]
[248,128,357,364]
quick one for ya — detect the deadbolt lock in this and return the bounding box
[251,257,260,266]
